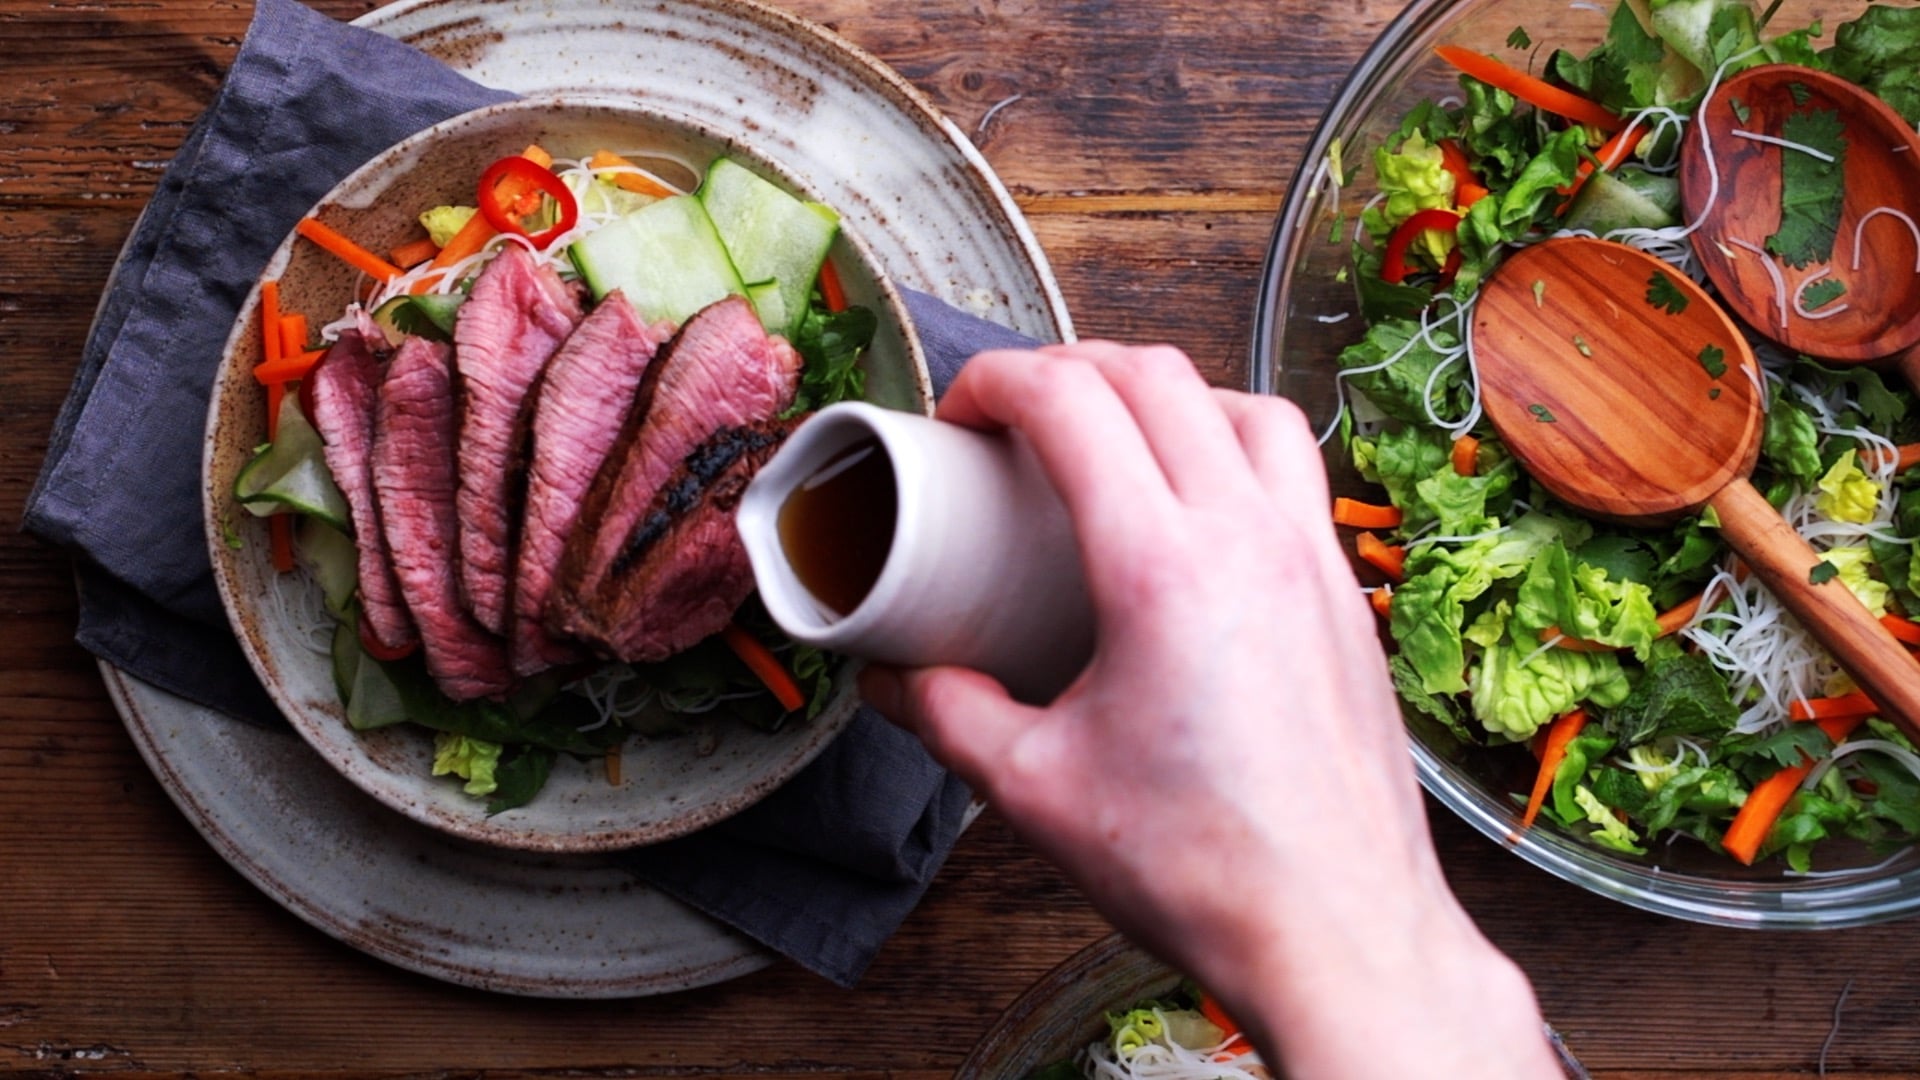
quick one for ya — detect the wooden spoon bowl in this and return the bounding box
[1473,237,1920,737]
[1681,63,1920,363]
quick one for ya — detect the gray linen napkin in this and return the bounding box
[25,0,1042,988]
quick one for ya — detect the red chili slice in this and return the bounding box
[359,612,418,662]
[1380,207,1464,284]
[475,155,579,249]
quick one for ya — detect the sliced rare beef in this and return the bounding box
[563,419,794,661]
[451,244,584,636]
[509,293,672,676]
[551,295,802,660]
[373,335,514,701]
[305,325,417,654]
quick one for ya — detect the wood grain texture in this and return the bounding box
[9,0,1920,1077]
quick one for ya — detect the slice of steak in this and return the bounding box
[305,325,416,653]
[555,295,802,622]
[510,293,672,676]
[452,244,584,636]
[373,335,513,701]
[561,420,794,662]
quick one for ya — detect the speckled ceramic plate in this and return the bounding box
[106,0,1068,995]
[205,95,925,852]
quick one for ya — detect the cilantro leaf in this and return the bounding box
[1801,277,1847,310]
[1698,343,1728,379]
[785,303,877,415]
[1764,108,1849,268]
[1646,270,1690,314]
[1530,403,1557,423]
[1507,26,1532,49]
[1810,559,1840,585]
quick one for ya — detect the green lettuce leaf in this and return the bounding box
[1470,634,1631,740]
[1825,4,1920,123]
[432,732,504,796]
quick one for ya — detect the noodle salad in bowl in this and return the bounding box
[1262,0,1920,892]
[205,95,926,850]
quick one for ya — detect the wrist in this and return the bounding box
[1198,878,1560,1080]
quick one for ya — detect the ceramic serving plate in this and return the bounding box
[204,94,924,853]
[110,0,1069,994]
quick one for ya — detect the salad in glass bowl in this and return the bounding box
[1259,0,1920,911]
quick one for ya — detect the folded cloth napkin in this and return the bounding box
[25,0,1045,988]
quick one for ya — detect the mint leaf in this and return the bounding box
[1647,270,1690,314]
[1765,108,1849,268]
[1824,5,1920,123]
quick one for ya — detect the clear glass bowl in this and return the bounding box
[1251,0,1920,926]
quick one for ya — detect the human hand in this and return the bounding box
[859,342,1558,1079]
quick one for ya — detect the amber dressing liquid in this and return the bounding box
[777,437,897,618]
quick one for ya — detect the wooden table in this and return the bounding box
[6,1,1920,1077]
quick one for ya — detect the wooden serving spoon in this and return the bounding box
[1680,63,1920,378]
[1472,236,1920,738]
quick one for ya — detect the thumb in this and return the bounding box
[860,663,1041,792]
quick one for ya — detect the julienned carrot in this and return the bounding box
[1789,690,1878,722]
[1538,626,1613,652]
[1369,586,1393,619]
[818,258,848,313]
[413,144,552,293]
[1436,140,1490,208]
[277,313,309,360]
[295,217,404,282]
[721,623,806,712]
[252,349,327,387]
[1882,612,1920,646]
[1656,591,1707,636]
[1198,992,1241,1042]
[1332,497,1403,529]
[1451,434,1479,476]
[1722,760,1813,865]
[1815,713,1870,745]
[1519,707,1588,831]
[1434,45,1624,133]
[389,236,441,269]
[260,281,284,367]
[1558,124,1649,203]
[588,149,678,198]
[604,745,623,787]
[1354,531,1406,581]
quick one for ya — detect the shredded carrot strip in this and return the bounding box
[1435,45,1624,133]
[818,258,849,313]
[605,745,624,786]
[1519,708,1588,831]
[269,514,294,572]
[1332,497,1402,529]
[1882,612,1920,646]
[1537,626,1613,652]
[413,144,551,294]
[1450,434,1479,477]
[1722,760,1812,865]
[253,350,325,386]
[1198,992,1242,1042]
[277,314,309,360]
[1559,125,1648,201]
[1656,591,1706,636]
[1369,586,1393,619]
[1788,690,1878,722]
[1354,531,1407,581]
[260,281,284,367]
[295,217,404,282]
[588,149,678,198]
[721,623,806,712]
[388,236,441,269]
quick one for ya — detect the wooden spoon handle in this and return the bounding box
[1709,480,1920,740]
